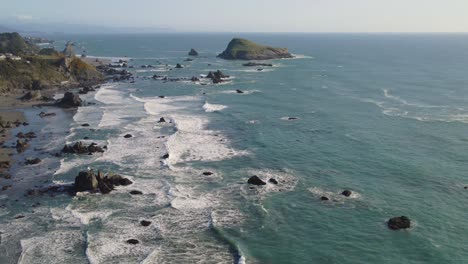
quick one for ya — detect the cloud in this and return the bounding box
[16,15,33,21]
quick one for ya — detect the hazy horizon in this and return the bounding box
[2,0,468,34]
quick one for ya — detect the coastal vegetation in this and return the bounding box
[218,38,293,60]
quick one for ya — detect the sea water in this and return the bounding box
[1,33,468,263]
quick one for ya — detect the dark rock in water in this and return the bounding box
[188,48,199,56]
[14,215,25,219]
[218,38,293,60]
[126,239,139,244]
[62,141,104,154]
[130,190,143,195]
[39,112,56,118]
[105,173,133,186]
[388,216,411,230]
[74,170,132,194]
[202,171,213,176]
[16,132,36,139]
[16,140,28,153]
[320,196,330,201]
[158,96,165,98]
[75,170,99,192]
[158,117,166,123]
[268,178,278,184]
[162,153,169,159]
[55,92,82,108]
[2,185,12,191]
[236,89,244,94]
[242,62,273,67]
[206,70,229,84]
[175,63,183,69]
[140,220,152,226]
[124,134,133,138]
[83,136,89,140]
[341,190,352,197]
[257,68,263,71]
[247,175,266,185]
[191,76,200,82]
[184,58,194,62]
[464,186,468,189]
[25,158,41,165]
[23,122,29,126]
[287,117,298,121]
[82,123,90,127]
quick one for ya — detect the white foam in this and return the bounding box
[308,187,362,202]
[203,102,228,112]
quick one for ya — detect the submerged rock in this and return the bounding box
[387,216,411,230]
[55,92,82,108]
[124,134,133,138]
[320,196,330,201]
[130,190,143,195]
[247,175,266,186]
[202,171,213,176]
[162,153,169,159]
[236,89,244,94]
[175,63,183,69]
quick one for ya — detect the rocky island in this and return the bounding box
[217,38,293,60]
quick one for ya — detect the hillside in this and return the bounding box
[217,38,293,60]
[0,32,38,54]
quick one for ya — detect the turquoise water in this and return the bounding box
[1,33,468,263]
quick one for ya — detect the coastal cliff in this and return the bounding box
[0,32,103,93]
[217,38,293,60]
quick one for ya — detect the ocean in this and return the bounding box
[1,33,468,263]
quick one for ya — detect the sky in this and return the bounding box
[2,0,468,33]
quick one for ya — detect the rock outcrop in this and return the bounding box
[74,170,132,194]
[206,70,229,84]
[62,142,105,154]
[387,216,411,230]
[188,48,199,56]
[218,38,293,60]
[55,92,82,108]
[247,175,266,185]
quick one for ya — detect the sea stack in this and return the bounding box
[188,48,198,56]
[217,38,293,60]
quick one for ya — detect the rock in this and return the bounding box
[82,123,90,127]
[257,68,263,71]
[2,185,12,191]
[175,63,183,69]
[218,38,293,60]
[140,220,152,226]
[287,117,298,120]
[158,96,165,98]
[236,89,244,94]
[14,215,25,219]
[130,190,143,195]
[124,134,132,138]
[202,171,213,176]
[387,216,411,230]
[320,196,330,201]
[20,90,42,101]
[341,190,352,197]
[105,173,133,186]
[16,132,36,139]
[191,76,200,82]
[242,62,273,67]
[74,170,99,192]
[126,239,139,244]
[247,175,266,185]
[39,112,56,118]
[16,140,28,153]
[23,122,29,126]
[55,92,82,108]
[62,141,104,154]
[0,161,10,169]
[268,178,278,184]
[158,117,166,123]
[206,70,229,84]
[464,186,467,189]
[188,48,199,56]
[162,153,169,159]
[25,158,41,165]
